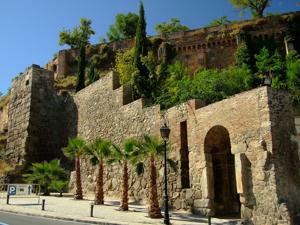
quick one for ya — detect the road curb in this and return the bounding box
[0,209,123,225]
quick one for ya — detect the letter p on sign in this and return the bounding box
[8,185,17,195]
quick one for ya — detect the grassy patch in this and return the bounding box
[54,76,77,90]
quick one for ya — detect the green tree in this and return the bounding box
[255,47,273,77]
[192,67,252,103]
[255,47,286,87]
[133,135,176,218]
[109,139,139,211]
[63,137,87,199]
[155,18,189,35]
[287,52,300,104]
[115,49,139,87]
[85,138,112,205]
[87,55,100,85]
[270,50,286,89]
[23,159,68,196]
[235,42,252,69]
[59,18,95,92]
[107,13,139,42]
[229,0,271,18]
[133,1,149,97]
[50,180,68,197]
[208,16,231,27]
[155,61,191,109]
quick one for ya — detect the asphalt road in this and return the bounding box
[0,212,91,225]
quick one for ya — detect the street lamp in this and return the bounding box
[263,76,272,86]
[160,123,170,225]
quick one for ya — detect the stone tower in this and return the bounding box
[5,65,69,180]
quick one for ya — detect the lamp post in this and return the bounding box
[263,76,272,86]
[160,123,170,225]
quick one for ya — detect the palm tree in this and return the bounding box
[23,159,67,196]
[85,138,112,205]
[63,137,86,199]
[133,135,176,218]
[109,138,139,211]
[50,180,68,197]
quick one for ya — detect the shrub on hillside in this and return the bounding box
[157,61,252,109]
[23,159,68,196]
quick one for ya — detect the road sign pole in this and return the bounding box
[6,194,9,205]
[42,199,45,211]
[90,204,94,217]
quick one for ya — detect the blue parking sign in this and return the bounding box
[8,185,17,195]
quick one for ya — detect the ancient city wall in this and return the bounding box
[5,66,69,177]
[46,11,300,79]
[73,71,300,224]
[6,68,33,166]
[72,72,161,199]
[0,101,9,134]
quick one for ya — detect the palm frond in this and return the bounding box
[63,137,86,159]
[87,138,112,163]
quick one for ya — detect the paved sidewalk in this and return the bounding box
[0,195,239,225]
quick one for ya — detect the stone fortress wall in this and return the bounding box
[4,65,70,176]
[1,11,300,225]
[45,11,300,79]
[72,71,300,224]
[3,65,300,224]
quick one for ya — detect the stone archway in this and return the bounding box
[204,125,240,217]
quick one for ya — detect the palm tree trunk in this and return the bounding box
[75,156,83,199]
[120,160,129,211]
[95,159,104,205]
[148,155,162,218]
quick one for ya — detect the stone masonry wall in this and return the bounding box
[72,72,161,201]
[6,68,32,166]
[267,90,300,224]
[0,102,9,134]
[46,11,300,78]
[72,71,300,224]
[6,65,69,179]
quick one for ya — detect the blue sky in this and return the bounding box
[0,0,298,94]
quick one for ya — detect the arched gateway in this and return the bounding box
[204,125,240,217]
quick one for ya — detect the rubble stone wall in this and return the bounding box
[45,12,300,78]
[5,66,69,176]
[0,102,9,134]
[73,71,300,224]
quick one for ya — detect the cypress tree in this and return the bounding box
[76,46,86,92]
[133,1,149,97]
